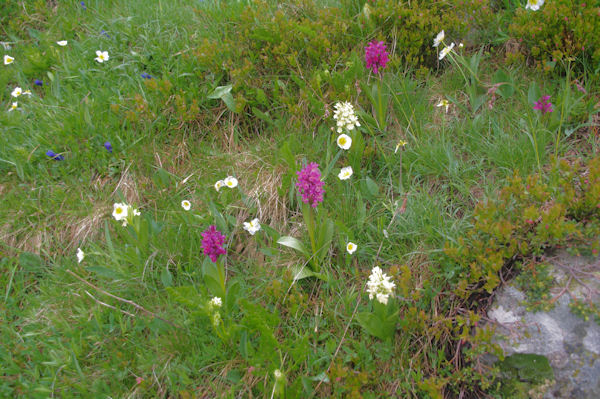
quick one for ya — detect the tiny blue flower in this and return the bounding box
[141,73,153,79]
[46,150,64,161]
[104,142,113,153]
[34,79,43,86]
[80,1,86,10]
[100,30,110,38]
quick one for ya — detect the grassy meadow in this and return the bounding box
[1,0,599,398]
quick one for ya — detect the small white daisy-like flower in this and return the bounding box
[346,242,357,254]
[243,218,261,235]
[11,87,22,97]
[274,369,283,380]
[458,42,464,48]
[4,55,14,65]
[439,43,455,60]
[8,102,18,112]
[224,176,238,188]
[76,248,85,263]
[132,208,141,216]
[433,30,445,48]
[214,180,225,191]
[209,296,222,308]
[525,0,544,11]
[366,266,396,305]
[23,90,32,96]
[333,101,360,133]
[436,99,450,113]
[56,40,68,46]
[337,134,352,150]
[181,200,191,211]
[112,202,129,221]
[338,166,353,180]
[95,50,109,63]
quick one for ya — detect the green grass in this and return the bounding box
[1,0,599,398]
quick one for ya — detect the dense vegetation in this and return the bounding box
[1,0,599,397]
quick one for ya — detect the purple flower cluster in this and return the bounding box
[364,41,389,75]
[104,142,113,152]
[141,72,152,80]
[296,162,325,208]
[202,225,227,263]
[533,95,553,114]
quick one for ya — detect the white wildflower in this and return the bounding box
[333,101,360,133]
[439,43,455,60]
[433,30,445,48]
[95,50,109,63]
[4,55,14,65]
[57,40,68,46]
[243,218,261,235]
[525,0,544,11]
[224,176,238,188]
[209,297,222,308]
[76,248,85,263]
[336,134,352,150]
[338,166,353,180]
[11,87,22,97]
[346,242,357,254]
[181,200,191,211]
[366,266,396,305]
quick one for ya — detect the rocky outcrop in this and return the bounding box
[485,251,600,398]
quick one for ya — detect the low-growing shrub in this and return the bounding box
[508,0,600,71]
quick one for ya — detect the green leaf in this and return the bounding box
[208,85,236,112]
[207,85,232,99]
[87,266,125,280]
[19,252,44,273]
[365,176,379,197]
[277,236,309,257]
[160,268,173,287]
[528,82,541,106]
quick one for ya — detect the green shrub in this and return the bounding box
[508,0,600,72]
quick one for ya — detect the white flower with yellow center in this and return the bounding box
[243,218,261,235]
[11,87,22,97]
[112,202,129,222]
[338,166,353,180]
[95,50,109,63]
[209,297,222,308]
[337,134,352,150]
[181,200,191,211]
[214,180,225,191]
[438,43,455,60]
[333,101,360,133]
[23,90,32,96]
[4,55,14,65]
[76,248,85,263]
[436,99,450,113]
[224,176,238,188]
[525,0,544,11]
[366,266,396,305]
[57,40,68,46]
[346,242,357,254]
[433,30,445,48]
[8,102,18,112]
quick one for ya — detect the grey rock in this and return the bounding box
[484,251,600,399]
